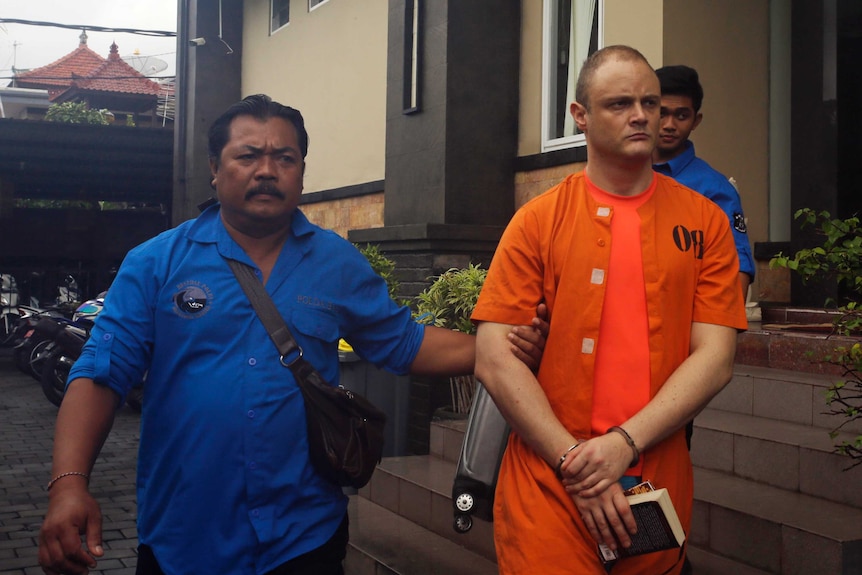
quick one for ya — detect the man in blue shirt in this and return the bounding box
[652,66,754,575]
[37,95,546,575]
[652,65,755,300]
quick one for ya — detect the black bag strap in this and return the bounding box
[225,258,304,368]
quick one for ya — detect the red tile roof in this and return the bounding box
[62,42,162,98]
[15,32,105,97]
[15,32,161,100]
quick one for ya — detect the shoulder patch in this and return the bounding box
[733,212,748,234]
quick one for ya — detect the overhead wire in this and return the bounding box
[0,18,176,37]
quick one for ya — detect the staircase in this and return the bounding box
[346,324,862,575]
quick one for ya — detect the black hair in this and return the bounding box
[207,94,309,166]
[575,45,654,110]
[655,65,704,112]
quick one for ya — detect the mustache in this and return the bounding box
[245,183,285,200]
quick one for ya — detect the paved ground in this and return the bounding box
[0,350,141,575]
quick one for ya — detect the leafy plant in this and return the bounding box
[770,208,862,467]
[45,101,111,125]
[355,243,400,303]
[414,264,487,335]
[414,264,488,413]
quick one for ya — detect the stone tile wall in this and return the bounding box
[301,192,384,239]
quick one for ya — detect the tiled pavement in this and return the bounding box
[0,350,141,575]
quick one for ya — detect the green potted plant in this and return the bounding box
[414,263,487,414]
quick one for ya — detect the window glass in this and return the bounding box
[542,0,602,152]
[271,0,290,33]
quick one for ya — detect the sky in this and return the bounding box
[0,1,178,81]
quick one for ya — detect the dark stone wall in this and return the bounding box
[383,0,520,228]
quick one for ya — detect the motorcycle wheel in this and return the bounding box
[40,349,71,408]
[28,339,54,381]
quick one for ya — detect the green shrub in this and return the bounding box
[413,264,487,335]
[355,243,400,303]
[771,208,862,468]
[45,101,111,125]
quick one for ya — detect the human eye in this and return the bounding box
[675,111,691,121]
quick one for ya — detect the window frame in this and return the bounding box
[271,0,290,35]
[309,0,329,12]
[540,0,603,153]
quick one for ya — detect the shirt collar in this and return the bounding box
[653,140,696,177]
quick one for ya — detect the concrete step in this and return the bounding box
[685,545,772,575]
[429,417,468,465]
[346,495,497,575]
[692,467,862,575]
[692,407,862,508]
[711,365,862,435]
[359,454,497,562]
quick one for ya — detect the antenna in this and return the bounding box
[123,53,168,75]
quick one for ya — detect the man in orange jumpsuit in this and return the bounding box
[472,45,747,575]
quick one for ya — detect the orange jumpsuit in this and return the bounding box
[472,171,747,574]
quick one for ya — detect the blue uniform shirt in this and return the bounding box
[654,141,755,278]
[70,205,425,575]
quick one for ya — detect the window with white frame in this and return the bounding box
[309,0,328,10]
[271,0,290,34]
[541,0,602,152]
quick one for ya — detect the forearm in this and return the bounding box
[49,378,119,485]
[619,322,737,454]
[409,326,475,376]
[475,322,575,468]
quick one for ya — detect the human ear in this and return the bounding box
[571,102,588,133]
[692,112,704,131]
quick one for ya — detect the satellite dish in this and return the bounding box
[123,54,169,75]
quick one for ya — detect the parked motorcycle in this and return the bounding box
[11,303,76,377]
[39,320,90,407]
[0,274,21,346]
[38,295,104,407]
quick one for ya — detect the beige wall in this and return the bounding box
[242,0,388,194]
[518,0,663,157]
[662,0,770,254]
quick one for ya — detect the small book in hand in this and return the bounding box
[597,481,686,564]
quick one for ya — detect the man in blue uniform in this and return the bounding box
[37,95,546,575]
[652,65,754,575]
[652,65,755,299]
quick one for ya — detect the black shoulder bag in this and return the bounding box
[226,258,386,488]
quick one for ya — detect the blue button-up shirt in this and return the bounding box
[654,141,755,278]
[70,205,424,574]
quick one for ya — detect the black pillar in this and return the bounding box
[790,0,839,306]
[350,0,521,453]
[173,0,243,225]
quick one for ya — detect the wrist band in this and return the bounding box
[607,426,640,468]
[554,443,580,479]
[46,471,89,492]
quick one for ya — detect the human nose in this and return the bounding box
[255,155,277,178]
[659,115,674,132]
[631,103,648,125]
